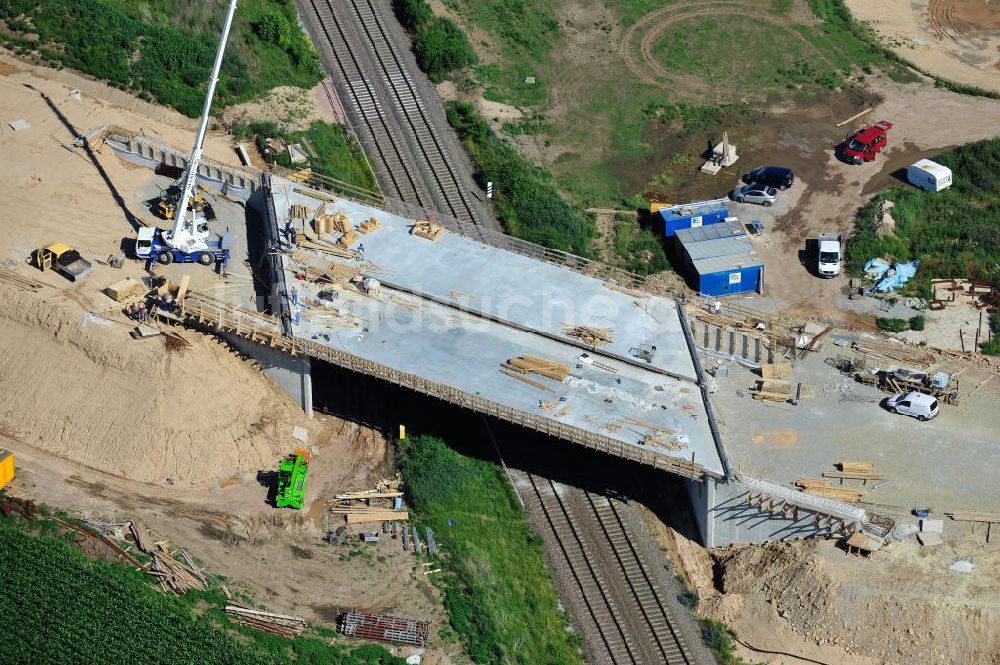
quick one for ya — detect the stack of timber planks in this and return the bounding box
[501,355,571,391]
[130,521,207,594]
[226,604,306,638]
[793,479,865,502]
[411,221,445,241]
[562,325,614,347]
[358,217,381,234]
[329,475,409,525]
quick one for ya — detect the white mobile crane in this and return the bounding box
[136,0,237,269]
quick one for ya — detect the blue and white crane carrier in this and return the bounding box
[135,0,237,272]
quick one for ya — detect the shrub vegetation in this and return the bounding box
[446,100,593,255]
[393,0,477,82]
[0,0,322,117]
[846,138,1000,284]
[396,435,583,665]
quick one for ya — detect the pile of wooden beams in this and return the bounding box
[338,229,360,247]
[297,238,357,259]
[226,604,306,638]
[329,475,408,525]
[130,521,207,594]
[562,325,614,347]
[752,379,794,401]
[852,339,935,366]
[617,416,686,451]
[503,355,570,381]
[289,204,312,221]
[839,461,875,474]
[501,355,571,391]
[793,479,865,503]
[0,267,44,292]
[358,217,381,234]
[411,221,445,242]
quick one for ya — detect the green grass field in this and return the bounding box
[396,435,584,665]
[0,512,405,665]
[439,0,910,210]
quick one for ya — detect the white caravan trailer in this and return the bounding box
[907,159,952,192]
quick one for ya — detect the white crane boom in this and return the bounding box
[167,0,238,253]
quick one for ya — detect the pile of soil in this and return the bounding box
[702,539,1000,664]
[0,284,309,485]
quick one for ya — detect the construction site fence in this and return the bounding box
[172,293,709,481]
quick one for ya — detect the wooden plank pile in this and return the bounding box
[852,339,936,366]
[793,479,865,503]
[501,355,571,391]
[104,277,145,302]
[411,220,445,242]
[225,604,306,638]
[562,325,614,347]
[617,416,686,451]
[289,204,312,221]
[129,521,207,594]
[760,362,792,379]
[752,379,794,401]
[358,217,381,234]
[0,267,44,292]
[329,475,409,525]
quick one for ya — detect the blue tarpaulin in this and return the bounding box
[864,258,891,280]
[875,260,918,292]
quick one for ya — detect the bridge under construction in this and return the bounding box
[106,130,876,548]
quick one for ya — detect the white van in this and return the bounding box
[886,391,939,421]
[907,159,952,193]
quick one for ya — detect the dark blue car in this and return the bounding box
[744,166,794,190]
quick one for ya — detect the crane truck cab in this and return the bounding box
[839,120,893,164]
[136,226,232,268]
[817,232,842,278]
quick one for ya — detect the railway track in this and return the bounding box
[521,471,695,665]
[299,0,491,228]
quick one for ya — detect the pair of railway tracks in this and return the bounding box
[300,0,489,228]
[522,471,695,665]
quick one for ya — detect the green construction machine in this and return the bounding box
[275,449,310,509]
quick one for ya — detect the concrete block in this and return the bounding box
[292,425,308,443]
[8,119,29,131]
[920,518,944,533]
[917,532,943,547]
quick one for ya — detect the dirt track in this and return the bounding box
[846,0,1000,93]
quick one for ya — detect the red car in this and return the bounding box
[839,120,893,163]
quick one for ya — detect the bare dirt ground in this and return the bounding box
[846,0,1000,93]
[0,50,456,661]
[650,519,1000,665]
[222,81,340,130]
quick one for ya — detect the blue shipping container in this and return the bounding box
[660,205,729,237]
[692,254,764,297]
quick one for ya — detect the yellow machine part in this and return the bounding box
[158,193,206,220]
[649,201,672,213]
[0,449,14,491]
[33,243,73,271]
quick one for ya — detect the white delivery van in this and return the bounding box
[906,159,952,192]
[816,232,842,278]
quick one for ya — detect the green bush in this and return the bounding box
[414,17,478,82]
[393,0,432,31]
[446,100,593,255]
[909,315,926,331]
[876,317,909,333]
[393,0,476,81]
